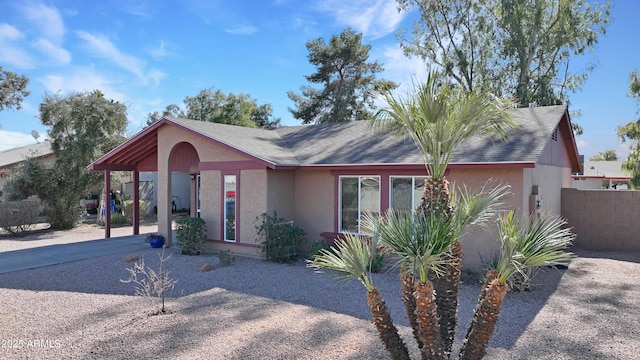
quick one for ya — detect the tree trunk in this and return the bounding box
[400,268,425,358]
[428,240,462,358]
[366,288,411,360]
[417,178,453,219]
[419,176,460,358]
[459,270,508,360]
[414,281,445,360]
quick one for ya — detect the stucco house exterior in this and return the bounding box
[572,160,630,190]
[88,104,580,268]
[0,141,54,204]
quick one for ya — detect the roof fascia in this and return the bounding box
[294,162,535,171]
[167,119,280,170]
[86,118,167,171]
[560,107,583,173]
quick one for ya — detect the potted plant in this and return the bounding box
[145,233,164,248]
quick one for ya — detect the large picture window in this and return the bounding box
[224,175,236,242]
[390,176,428,215]
[339,176,380,234]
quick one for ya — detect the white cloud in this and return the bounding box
[377,44,428,93]
[0,23,33,68]
[76,31,148,81]
[225,25,258,35]
[39,67,127,102]
[0,23,23,41]
[19,2,65,43]
[0,130,38,151]
[316,0,406,39]
[34,38,71,65]
[148,40,169,60]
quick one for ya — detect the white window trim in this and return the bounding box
[338,175,380,234]
[389,175,429,214]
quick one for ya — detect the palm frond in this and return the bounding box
[373,209,456,283]
[372,72,518,180]
[307,232,377,291]
[495,211,575,284]
[452,181,512,230]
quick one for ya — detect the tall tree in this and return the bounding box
[5,90,127,229]
[288,27,397,124]
[396,0,610,123]
[374,72,516,357]
[589,149,617,161]
[145,88,280,129]
[618,69,640,188]
[0,66,30,111]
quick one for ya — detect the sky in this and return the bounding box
[0,0,638,161]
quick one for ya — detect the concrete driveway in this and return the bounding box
[0,223,161,274]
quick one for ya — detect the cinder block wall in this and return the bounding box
[562,188,640,251]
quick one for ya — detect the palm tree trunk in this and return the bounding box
[428,240,462,358]
[366,288,411,360]
[419,176,460,358]
[400,268,426,358]
[414,281,445,360]
[417,178,453,219]
[459,270,508,360]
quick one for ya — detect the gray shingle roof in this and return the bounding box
[0,141,53,168]
[164,105,568,167]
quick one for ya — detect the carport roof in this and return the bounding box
[88,104,581,172]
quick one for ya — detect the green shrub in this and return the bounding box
[123,200,150,222]
[0,201,40,236]
[176,217,207,255]
[255,211,305,263]
[370,253,385,273]
[218,250,235,266]
[309,240,332,259]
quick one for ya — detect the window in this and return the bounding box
[390,176,428,215]
[224,175,236,242]
[339,176,380,234]
[196,175,201,218]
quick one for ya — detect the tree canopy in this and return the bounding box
[396,0,610,133]
[146,88,280,129]
[6,90,128,229]
[0,66,30,111]
[618,69,640,188]
[589,149,617,161]
[288,27,397,124]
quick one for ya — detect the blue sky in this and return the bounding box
[0,0,637,161]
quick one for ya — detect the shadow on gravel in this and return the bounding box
[0,247,569,355]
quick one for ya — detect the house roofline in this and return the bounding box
[293,162,536,171]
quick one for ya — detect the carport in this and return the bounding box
[87,119,200,246]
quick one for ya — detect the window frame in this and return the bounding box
[389,175,429,215]
[338,175,381,234]
[223,174,237,242]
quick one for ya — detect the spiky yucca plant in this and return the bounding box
[307,232,410,360]
[373,73,517,356]
[459,211,575,360]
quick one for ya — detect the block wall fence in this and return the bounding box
[562,188,640,252]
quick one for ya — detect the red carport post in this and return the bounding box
[133,170,140,235]
[104,170,111,239]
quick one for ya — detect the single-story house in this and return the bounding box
[0,141,54,203]
[88,104,581,268]
[572,160,630,190]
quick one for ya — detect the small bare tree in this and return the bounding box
[121,250,177,314]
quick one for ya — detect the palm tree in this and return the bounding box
[374,183,510,360]
[373,72,517,355]
[459,211,575,360]
[307,232,411,360]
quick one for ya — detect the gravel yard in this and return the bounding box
[0,225,638,359]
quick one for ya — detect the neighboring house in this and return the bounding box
[88,104,581,268]
[0,141,54,203]
[572,160,631,190]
